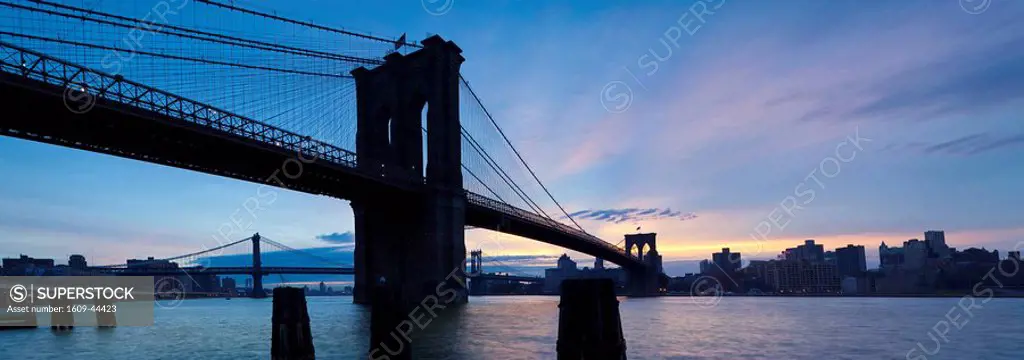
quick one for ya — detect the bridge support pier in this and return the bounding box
[627,268,659,297]
[351,193,468,306]
[351,35,468,307]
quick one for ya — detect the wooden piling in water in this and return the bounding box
[50,297,74,331]
[369,284,411,360]
[95,297,116,327]
[271,287,315,360]
[556,278,627,360]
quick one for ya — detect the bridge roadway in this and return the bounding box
[0,41,644,270]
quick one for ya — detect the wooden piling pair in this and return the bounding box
[269,280,626,359]
[47,297,117,330]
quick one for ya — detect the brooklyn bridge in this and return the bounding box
[0,0,665,305]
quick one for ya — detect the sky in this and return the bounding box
[1,0,1023,276]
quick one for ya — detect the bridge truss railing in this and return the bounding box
[0,41,361,172]
[466,192,636,261]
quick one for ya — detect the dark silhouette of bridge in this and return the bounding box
[0,1,663,304]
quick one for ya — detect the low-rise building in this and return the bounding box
[2,255,55,275]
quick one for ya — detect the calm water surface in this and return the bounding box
[1,296,1020,359]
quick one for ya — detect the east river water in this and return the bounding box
[1,296,1020,359]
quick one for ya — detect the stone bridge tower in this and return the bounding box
[350,35,467,305]
[625,233,663,296]
[625,233,657,262]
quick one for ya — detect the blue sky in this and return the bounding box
[1,0,1023,276]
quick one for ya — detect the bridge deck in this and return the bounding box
[0,41,414,201]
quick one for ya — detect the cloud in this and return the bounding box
[314,231,354,245]
[591,5,1024,181]
[886,132,1024,156]
[564,207,697,224]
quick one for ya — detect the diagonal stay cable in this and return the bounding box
[460,125,552,219]
[94,236,253,267]
[260,237,352,267]
[0,31,351,78]
[460,75,589,233]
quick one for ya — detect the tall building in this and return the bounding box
[763,260,839,293]
[904,239,928,270]
[594,258,604,270]
[879,242,904,269]
[784,240,826,264]
[557,254,577,271]
[68,254,87,270]
[543,254,625,294]
[824,251,837,266]
[924,230,950,258]
[746,260,771,282]
[319,281,327,293]
[544,254,579,293]
[711,248,741,273]
[835,244,867,278]
[699,259,711,274]
[799,240,826,263]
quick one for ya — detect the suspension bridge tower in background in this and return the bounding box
[251,233,266,298]
[350,35,467,305]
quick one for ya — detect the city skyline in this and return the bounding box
[2,0,1024,273]
[2,228,1017,277]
